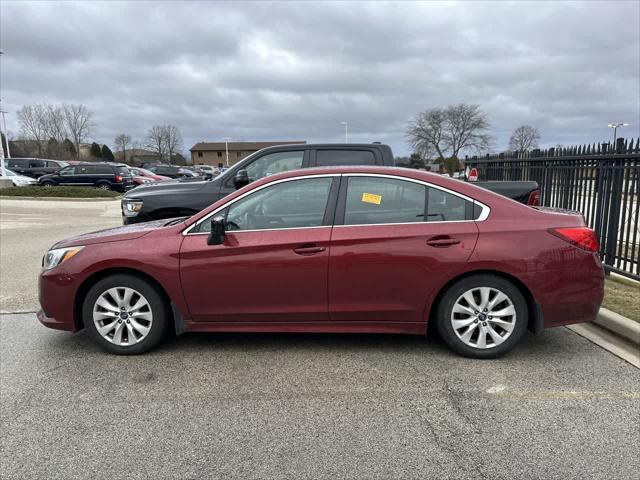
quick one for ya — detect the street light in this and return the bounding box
[221,137,231,167]
[607,122,629,151]
[340,121,348,143]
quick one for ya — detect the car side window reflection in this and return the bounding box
[199,177,333,233]
[243,151,304,183]
[427,188,467,222]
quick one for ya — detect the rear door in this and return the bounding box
[328,174,479,324]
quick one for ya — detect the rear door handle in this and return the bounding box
[293,245,326,255]
[427,237,461,247]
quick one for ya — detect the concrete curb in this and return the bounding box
[0,196,120,202]
[593,308,640,344]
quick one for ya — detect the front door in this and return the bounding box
[328,175,479,323]
[180,175,338,323]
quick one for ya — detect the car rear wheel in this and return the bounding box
[436,275,528,359]
[82,274,169,354]
[96,182,111,191]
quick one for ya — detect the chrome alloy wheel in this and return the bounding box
[450,287,516,349]
[93,287,153,346]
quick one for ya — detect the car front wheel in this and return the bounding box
[436,275,528,359]
[82,274,169,354]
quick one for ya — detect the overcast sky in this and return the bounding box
[1,0,639,156]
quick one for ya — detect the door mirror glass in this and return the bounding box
[233,169,250,189]
[207,216,226,245]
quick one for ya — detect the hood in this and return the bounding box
[52,218,181,248]
[123,177,209,198]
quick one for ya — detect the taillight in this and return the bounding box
[527,189,540,206]
[548,227,599,253]
[115,175,123,183]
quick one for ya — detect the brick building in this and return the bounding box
[190,141,306,167]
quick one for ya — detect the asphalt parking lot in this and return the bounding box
[1,198,639,479]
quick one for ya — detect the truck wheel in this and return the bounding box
[436,275,528,359]
[82,274,170,355]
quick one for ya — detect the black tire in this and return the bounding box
[41,181,54,187]
[436,274,528,359]
[82,274,170,355]
[96,182,112,191]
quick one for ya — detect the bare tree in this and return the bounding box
[407,103,491,160]
[63,104,93,159]
[145,125,183,163]
[509,125,540,152]
[16,104,48,156]
[164,125,183,164]
[114,133,132,163]
[145,125,168,162]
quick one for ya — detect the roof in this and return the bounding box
[190,141,306,152]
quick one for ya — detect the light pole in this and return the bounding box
[341,121,348,143]
[221,137,230,167]
[607,122,629,151]
[0,50,5,177]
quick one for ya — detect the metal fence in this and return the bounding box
[466,138,640,280]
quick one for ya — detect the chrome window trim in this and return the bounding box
[182,174,340,236]
[182,172,490,236]
[340,173,490,223]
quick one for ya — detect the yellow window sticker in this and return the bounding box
[361,192,382,205]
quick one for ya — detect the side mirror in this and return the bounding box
[204,172,213,180]
[233,169,250,189]
[207,216,226,245]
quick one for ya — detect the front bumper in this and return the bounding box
[38,270,79,332]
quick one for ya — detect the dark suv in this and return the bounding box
[38,163,134,192]
[142,164,184,179]
[6,158,69,178]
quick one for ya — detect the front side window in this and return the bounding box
[243,151,304,182]
[427,188,467,222]
[28,159,44,168]
[59,166,75,176]
[343,177,426,225]
[316,150,376,167]
[7,159,26,168]
[199,177,333,232]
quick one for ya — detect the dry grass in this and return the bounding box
[602,276,640,323]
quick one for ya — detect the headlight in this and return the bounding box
[122,199,143,217]
[43,246,84,270]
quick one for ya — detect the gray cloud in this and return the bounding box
[1,0,638,156]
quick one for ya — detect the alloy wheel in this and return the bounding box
[93,287,153,346]
[450,287,516,349]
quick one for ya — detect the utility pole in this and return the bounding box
[222,137,230,166]
[0,50,5,177]
[341,121,348,143]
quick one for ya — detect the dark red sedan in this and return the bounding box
[38,166,604,357]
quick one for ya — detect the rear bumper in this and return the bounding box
[526,254,605,328]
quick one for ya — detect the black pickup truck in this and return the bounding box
[122,143,539,223]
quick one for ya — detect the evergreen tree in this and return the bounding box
[90,142,102,160]
[101,144,115,161]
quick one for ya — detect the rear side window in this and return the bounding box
[95,165,113,174]
[77,165,97,174]
[116,166,130,175]
[427,188,467,222]
[343,177,426,225]
[316,150,375,167]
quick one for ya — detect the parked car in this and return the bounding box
[1,168,38,186]
[5,158,69,178]
[38,163,134,192]
[38,166,604,357]
[141,164,184,179]
[128,167,171,183]
[122,144,541,224]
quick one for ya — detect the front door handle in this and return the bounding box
[427,237,461,247]
[293,245,326,255]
